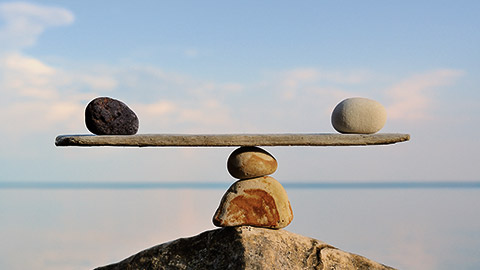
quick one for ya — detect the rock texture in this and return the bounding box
[55,133,410,147]
[227,146,277,179]
[213,176,293,229]
[95,226,396,270]
[331,97,387,134]
[85,97,139,135]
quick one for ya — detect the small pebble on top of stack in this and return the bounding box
[213,146,293,229]
[331,97,387,134]
[227,146,278,179]
[85,97,139,135]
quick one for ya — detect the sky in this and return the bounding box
[0,0,479,183]
[0,1,479,182]
[0,1,479,270]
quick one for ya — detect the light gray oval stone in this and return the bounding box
[331,97,387,134]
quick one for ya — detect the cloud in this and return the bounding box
[0,2,74,49]
[184,48,199,58]
[73,74,118,91]
[276,67,465,125]
[0,52,240,136]
[254,68,368,131]
[136,100,177,116]
[386,69,464,121]
[4,52,55,75]
[1,52,57,99]
[281,68,373,87]
[277,68,372,101]
[0,2,466,139]
[133,98,235,133]
[0,100,84,134]
[0,42,465,138]
[0,52,118,135]
[0,3,84,135]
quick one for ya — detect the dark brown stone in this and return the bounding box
[85,97,139,135]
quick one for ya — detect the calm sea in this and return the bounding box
[1,181,479,190]
[1,180,479,270]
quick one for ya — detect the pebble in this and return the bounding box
[85,97,139,135]
[227,146,277,179]
[213,176,293,229]
[331,97,387,134]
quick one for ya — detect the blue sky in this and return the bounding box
[1,0,479,182]
[0,2,480,269]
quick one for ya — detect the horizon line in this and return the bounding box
[1,181,479,190]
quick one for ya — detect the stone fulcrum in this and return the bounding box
[331,97,387,134]
[85,97,139,135]
[94,226,397,270]
[213,176,293,229]
[227,146,277,179]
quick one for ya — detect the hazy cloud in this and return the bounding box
[0,54,239,135]
[1,53,57,99]
[184,48,199,58]
[0,3,466,141]
[0,2,74,49]
[0,51,118,134]
[278,68,371,101]
[386,69,464,121]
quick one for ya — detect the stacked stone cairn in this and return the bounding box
[213,146,293,229]
[83,95,388,231]
[212,97,388,230]
[81,95,399,269]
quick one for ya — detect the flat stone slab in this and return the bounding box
[55,133,409,147]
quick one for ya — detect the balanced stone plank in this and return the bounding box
[55,133,409,147]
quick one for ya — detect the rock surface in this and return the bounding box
[213,176,293,229]
[55,133,410,147]
[85,97,139,135]
[227,146,277,179]
[331,97,387,134]
[94,226,396,270]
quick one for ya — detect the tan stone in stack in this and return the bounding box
[213,146,293,229]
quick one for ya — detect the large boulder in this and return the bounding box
[95,226,396,270]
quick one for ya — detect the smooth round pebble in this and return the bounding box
[331,97,387,134]
[227,146,277,179]
[85,97,139,135]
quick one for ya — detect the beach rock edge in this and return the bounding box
[94,226,396,270]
